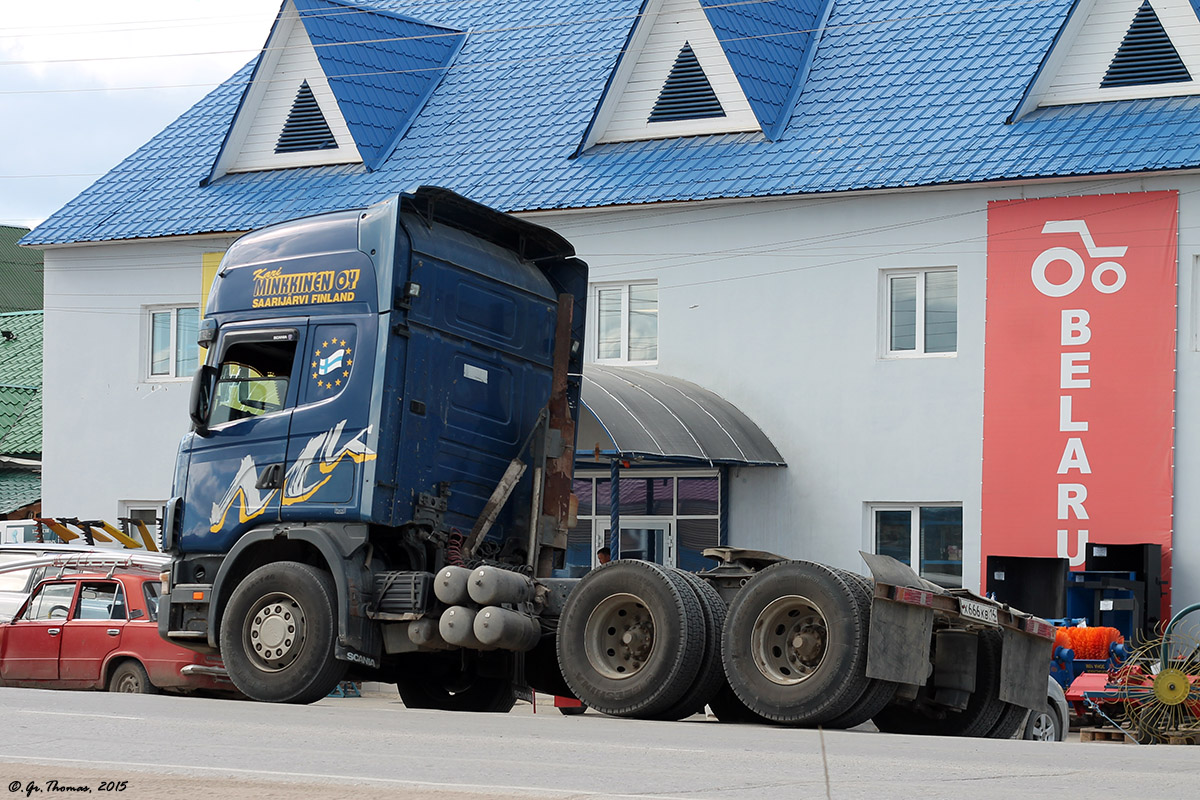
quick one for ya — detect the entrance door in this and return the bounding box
[597,520,675,568]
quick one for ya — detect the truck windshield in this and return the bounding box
[209,340,296,425]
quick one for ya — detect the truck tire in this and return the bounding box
[557,560,704,718]
[822,572,898,730]
[707,682,771,724]
[722,560,871,726]
[873,629,1006,737]
[219,561,346,704]
[652,569,728,721]
[393,653,517,713]
[987,701,1029,739]
[108,660,159,694]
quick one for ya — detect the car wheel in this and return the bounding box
[108,661,159,694]
[1023,703,1063,741]
[219,561,345,704]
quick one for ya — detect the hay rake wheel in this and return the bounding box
[1109,604,1200,744]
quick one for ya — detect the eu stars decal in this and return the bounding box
[311,336,353,393]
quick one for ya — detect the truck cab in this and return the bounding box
[160,188,586,703]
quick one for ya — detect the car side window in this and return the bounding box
[20,582,77,621]
[142,582,160,622]
[75,582,124,621]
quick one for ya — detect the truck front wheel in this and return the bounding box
[219,561,346,704]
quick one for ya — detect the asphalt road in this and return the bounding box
[1,687,1197,800]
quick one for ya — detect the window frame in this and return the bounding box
[592,281,659,365]
[568,469,721,573]
[869,502,964,589]
[145,304,200,381]
[880,267,958,359]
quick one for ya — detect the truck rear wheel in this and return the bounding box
[652,569,728,721]
[707,682,771,724]
[557,560,704,718]
[823,572,897,730]
[393,652,516,713]
[873,629,1007,737]
[721,561,870,726]
[219,561,346,704]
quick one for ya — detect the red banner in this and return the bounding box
[982,193,1177,590]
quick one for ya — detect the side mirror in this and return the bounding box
[189,364,217,434]
[129,609,145,620]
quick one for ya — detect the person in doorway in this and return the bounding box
[596,546,612,565]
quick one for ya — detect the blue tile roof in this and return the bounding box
[24,0,1200,246]
[294,0,465,170]
[699,0,827,139]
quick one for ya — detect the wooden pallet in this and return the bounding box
[1080,727,1132,743]
[1164,731,1199,745]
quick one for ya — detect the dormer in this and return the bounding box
[579,0,830,150]
[209,0,465,180]
[1013,0,1200,118]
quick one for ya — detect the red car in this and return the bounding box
[0,567,234,694]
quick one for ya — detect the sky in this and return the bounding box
[1,0,285,231]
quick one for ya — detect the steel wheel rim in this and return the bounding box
[1028,711,1055,741]
[751,594,828,685]
[244,591,306,673]
[115,672,140,692]
[583,592,657,680]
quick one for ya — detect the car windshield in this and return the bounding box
[143,582,160,622]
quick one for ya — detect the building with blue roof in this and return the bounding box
[22,0,1200,613]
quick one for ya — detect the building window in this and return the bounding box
[872,504,962,588]
[884,269,957,356]
[562,471,720,576]
[595,282,658,363]
[148,306,199,378]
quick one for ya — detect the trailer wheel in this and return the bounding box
[722,561,870,726]
[219,561,345,704]
[557,560,704,718]
[652,569,728,721]
[393,653,516,713]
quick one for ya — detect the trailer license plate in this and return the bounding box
[958,598,998,625]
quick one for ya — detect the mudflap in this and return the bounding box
[999,627,1052,711]
[861,552,937,686]
[867,599,934,685]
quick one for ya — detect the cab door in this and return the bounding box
[281,318,375,520]
[179,324,307,552]
[0,581,77,683]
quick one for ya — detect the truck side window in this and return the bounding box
[210,340,296,425]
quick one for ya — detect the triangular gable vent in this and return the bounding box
[582,0,761,146]
[1101,1,1191,87]
[276,81,338,153]
[1012,0,1200,118]
[649,44,725,122]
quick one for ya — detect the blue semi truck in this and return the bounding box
[160,187,1055,732]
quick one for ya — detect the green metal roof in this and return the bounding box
[0,466,40,516]
[0,311,42,459]
[0,226,43,313]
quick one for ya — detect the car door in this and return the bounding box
[59,580,126,686]
[0,581,77,684]
[179,324,306,553]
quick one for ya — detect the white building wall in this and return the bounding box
[38,172,1200,613]
[41,236,236,523]
[532,172,1200,612]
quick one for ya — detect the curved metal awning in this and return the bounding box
[575,365,786,467]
